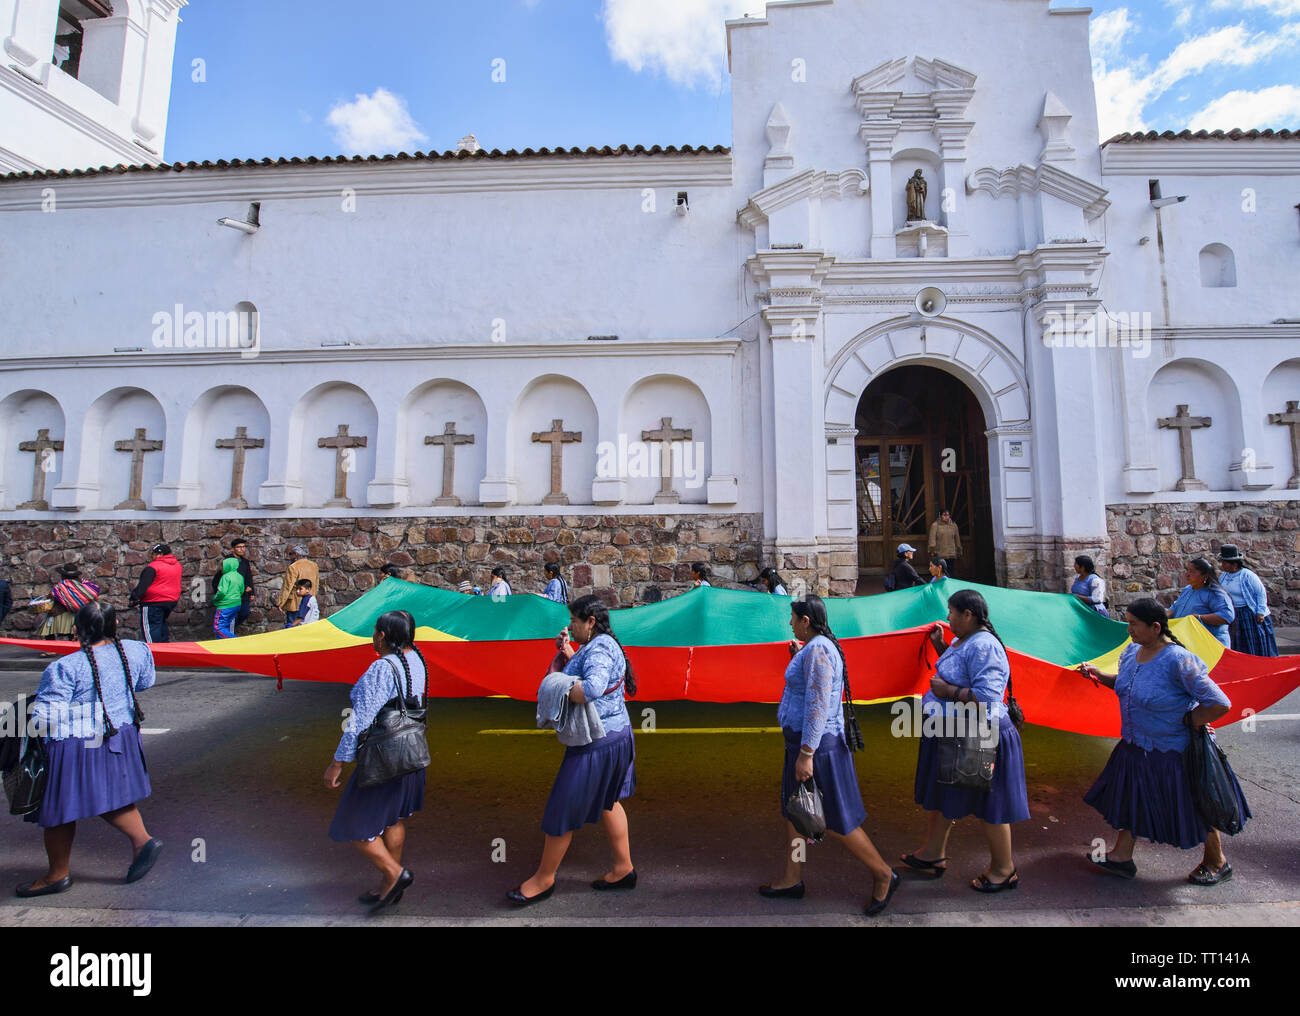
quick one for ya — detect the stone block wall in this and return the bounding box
[1105,502,1300,625]
[0,514,765,642]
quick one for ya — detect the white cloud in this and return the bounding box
[1187,83,1300,129]
[326,88,428,155]
[1090,8,1133,58]
[1166,0,1195,28]
[1211,0,1300,15]
[1092,21,1300,138]
[602,0,755,89]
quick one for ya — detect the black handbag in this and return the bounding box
[842,670,864,753]
[1184,724,1245,836]
[3,699,48,817]
[786,777,826,843]
[354,660,430,790]
[935,729,997,791]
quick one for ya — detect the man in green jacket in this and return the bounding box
[212,557,245,639]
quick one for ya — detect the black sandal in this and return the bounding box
[971,870,1018,893]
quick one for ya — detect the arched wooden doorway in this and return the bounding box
[854,365,995,584]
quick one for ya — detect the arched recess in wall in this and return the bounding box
[181,386,273,509]
[288,383,379,508]
[0,390,66,510]
[1199,244,1237,288]
[511,375,598,506]
[399,379,489,507]
[1148,359,1243,492]
[83,387,167,510]
[619,375,712,506]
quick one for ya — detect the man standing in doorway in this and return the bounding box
[278,545,319,627]
[928,509,964,576]
[129,543,182,643]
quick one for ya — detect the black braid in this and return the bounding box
[112,636,144,726]
[592,615,636,698]
[84,643,118,739]
[409,644,430,701]
[809,620,850,692]
[395,648,413,701]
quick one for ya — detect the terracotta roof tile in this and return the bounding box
[1,144,732,183]
[1103,128,1299,145]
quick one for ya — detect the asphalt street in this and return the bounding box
[1,654,1298,927]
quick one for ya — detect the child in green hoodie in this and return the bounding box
[212,557,245,639]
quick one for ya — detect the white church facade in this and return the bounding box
[1,0,1298,633]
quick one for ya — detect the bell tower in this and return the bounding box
[0,0,186,173]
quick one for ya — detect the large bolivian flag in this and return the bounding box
[3,578,1297,738]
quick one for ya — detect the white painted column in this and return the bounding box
[860,121,899,259]
[258,400,302,510]
[589,371,625,507]
[151,396,196,511]
[3,0,58,68]
[367,409,409,509]
[49,400,95,511]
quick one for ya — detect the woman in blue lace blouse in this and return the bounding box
[17,602,162,898]
[324,611,429,911]
[759,596,898,916]
[1217,546,1277,657]
[904,588,1030,892]
[510,595,637,906]
[1080,598,1249,886]
[1168,558,1234,648]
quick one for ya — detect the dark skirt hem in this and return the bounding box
[913,718,1030,824]
[541,725,636,836]
[780,728,867,836]
[328,767,426,843]
[25,725,152,828]
[1084,739,1252,849]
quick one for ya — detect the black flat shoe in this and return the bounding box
[507,884,555,907]
[758,881,805,899]
[900,853,949,877]
[359,890,404,905]
[125,839,163,884]
[371,870,413,911]
[16,877,72,898]
[1089,857,1137,880]
[865,872,900,917]
[592,870,637,891]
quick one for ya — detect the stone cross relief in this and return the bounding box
[215,426,266,510]
[1157,404,1212,492]
[18,429,64,510]
[532,419,581,506]
[317,424,368,508]
[425,422,475,507]
[641,417,694,504]
[1268,400,1300,490]
[113,428,164,510]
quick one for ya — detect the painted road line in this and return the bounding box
[479,727,785,736]
[139,729,171,735]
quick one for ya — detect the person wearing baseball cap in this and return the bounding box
[889,544,924,592]
[1217,545,1278,657]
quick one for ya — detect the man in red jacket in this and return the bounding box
[129,543,182,643]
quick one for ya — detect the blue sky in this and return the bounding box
[164,0,1300,163]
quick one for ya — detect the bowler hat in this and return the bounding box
[1218,544,1245,563]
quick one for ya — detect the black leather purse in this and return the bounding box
[354,660,430,790]
[785,778,826,843]
[2,700,48,817]
[935,727,997,792]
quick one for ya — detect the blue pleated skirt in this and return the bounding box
[1084,739,1252,849]
[781,727,867,836]
[1229,614,1279,657]
[25,725,152,828]
[328,768,426,843]
[541,725,636,836]
[913,716,1030,824]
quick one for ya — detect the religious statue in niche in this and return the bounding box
[906,169,928,222]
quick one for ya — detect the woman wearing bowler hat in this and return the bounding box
[1216,546,1278,657]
